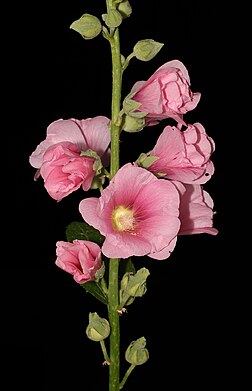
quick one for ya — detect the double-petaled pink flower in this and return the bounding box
[130,59,201,125]
[55,240,102,284]
[29,116,110,201]
[143,122,215,184]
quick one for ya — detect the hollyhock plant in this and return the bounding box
[29,2,218,390]
[79,163,181,260]
[29,116,110,200]
[137,122,215,184]
[125,59,201,126]
[55,239,102,284]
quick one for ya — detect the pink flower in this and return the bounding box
[79,163,181,260]
[130,59,201,125]
[176,182,218,236]
[55,240,102,284]
[29,116,110,201]
[148,182,218,260]
[146,123,215,184]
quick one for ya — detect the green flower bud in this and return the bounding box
[133,39,164,61]
[125,337,149,365]
[118,1,132,18]
[86,312,110,342]
[102,8,122,28]
[70,14,102,40]
[125,267,150,297]
[122,114,145,132]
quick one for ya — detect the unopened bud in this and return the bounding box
[70,14,102,40]
[125,337,149,365]
[125,267,150,297]
[118,1,132,18]
[133,39,164,61]
[102,9,122,28]
[86,312,110,342]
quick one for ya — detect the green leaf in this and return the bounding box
[65,221,104,245]
[81,281,108,305]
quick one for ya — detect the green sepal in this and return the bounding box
[65,221,104,246]
[135,152,159,168]
[122,115,146,132]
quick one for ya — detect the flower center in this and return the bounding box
[111,205,135,232]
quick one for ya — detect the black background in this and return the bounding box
[3,1,236,390]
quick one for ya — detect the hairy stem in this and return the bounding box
[107,25,122,391]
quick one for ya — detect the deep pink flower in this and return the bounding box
[176,182,218,236]
[55,240,102,284]
[146,123,215,184]
[130,59,201,125]
[79,163,181,260]
[29,116,110,201]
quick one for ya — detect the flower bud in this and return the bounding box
[118,1,132,18]
[70,14,102,40]
[102,8,122,28]
[125,337,149,365]
[125,267,150,297]
[86,312,110,342]
[133,39,164,61]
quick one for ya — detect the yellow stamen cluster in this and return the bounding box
[112,205,135,232]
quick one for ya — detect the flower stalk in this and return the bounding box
[107,18,123,391]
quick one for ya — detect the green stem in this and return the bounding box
[100,339,111,365]
[119,364,136,389]
[108,258,120,391]
[107,15,123,391]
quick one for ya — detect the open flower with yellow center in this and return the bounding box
[79,163,181,259]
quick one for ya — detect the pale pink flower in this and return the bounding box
[176,182,218,236]
[29,116,110,201]
[55,240,102,284]
[146,123,215,184]
[79,163,181,260]
[130,59,201,125]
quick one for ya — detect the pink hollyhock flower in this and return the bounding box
[130,59,201,125]
[29,116,110,201]
[79,163,181,260]
[149,182,218,260]
[55,239,102,284]
[146,122,215,184]
[176,182,218,236]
